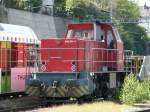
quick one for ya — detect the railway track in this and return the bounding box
[0,92,26,99]
[0,96,41,112]
[0,95,150,112]
[0,95,80,112]
[0,105,39,112]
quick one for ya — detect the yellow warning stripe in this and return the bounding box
[46,87,55,97]
[45,87,51,93]
[73,87,82,97]
[27,86,90,98]
[34,89,40,96]
[57,87,65,97]
[25,86,30,94]
[80,86,89,94]
[68,88,77,97]
[28,87,35,96]
[29,87,39,96]
[26,86,34,94]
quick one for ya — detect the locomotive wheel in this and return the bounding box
[104,89,116,100]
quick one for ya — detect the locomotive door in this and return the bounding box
[106,30,117,70]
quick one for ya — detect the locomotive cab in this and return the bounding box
[65,22,124,71]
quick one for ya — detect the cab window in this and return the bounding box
[74,30,82,39]
[94,24,104,42]
[100,30,105,42]
[66,29,73,38]
[66,29,94,40]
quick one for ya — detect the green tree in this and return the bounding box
[4,0,42,12]
[114,0,149,54]
[29,0,42,12]
[4,0,17,8]
[54,0,66,16]
[65,0,102,19]
[120,24,149,54]
[114,0,140,19]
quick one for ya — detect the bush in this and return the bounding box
[119,74,150,105]
[4,0,42,12]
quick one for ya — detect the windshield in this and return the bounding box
[66,28,94,40]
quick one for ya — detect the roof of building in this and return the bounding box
[0,23,39,44]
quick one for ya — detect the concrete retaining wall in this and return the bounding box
[1,8,68,39]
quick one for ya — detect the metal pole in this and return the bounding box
[110,0,113,23]
[29,0,32,12]
[73,0,75,22]
[1,0,3,6]
[0,0,4,6]
[147,9,150,32]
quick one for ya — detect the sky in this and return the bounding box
[135,0,150,6]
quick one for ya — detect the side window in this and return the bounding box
[66,29,94,39]
[66,30,73,38]
[107,30,114,49]
[83,30,94,40]
[74,31,82,38]
[83,32,89,39]
[100,30,105,42]
[67,30,82,39]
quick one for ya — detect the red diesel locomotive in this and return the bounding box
[25,22,126,99]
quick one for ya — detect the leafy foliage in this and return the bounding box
[120,24,149,54]
[4,0,42,12]
[54,0,66,16]
[4,0,17,8]
[65,0,108,19]
[29,0,42,12]
[114,0,140,19]
[119,74,150,105]
[114,0,149,54]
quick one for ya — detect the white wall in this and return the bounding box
[42,0,54,6]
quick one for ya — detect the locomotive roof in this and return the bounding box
[0,23,38,44]
[67,23,113,30]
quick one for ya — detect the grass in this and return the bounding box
[37,101,132,112]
